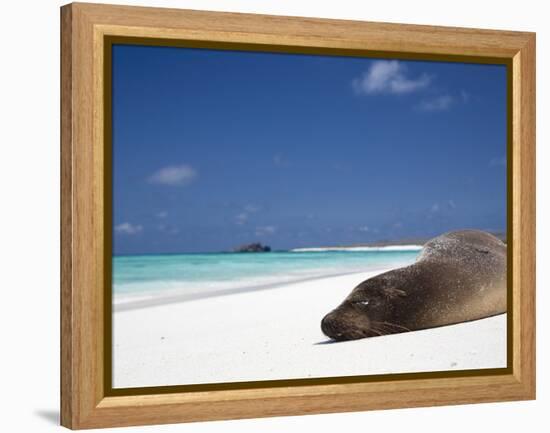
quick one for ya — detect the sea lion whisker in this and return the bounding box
[372,320,407,331]
[375,321,411,332]
[370,321,392,332]
[370,323,390,333]
[374,323,399,335]
[368,327,385,337]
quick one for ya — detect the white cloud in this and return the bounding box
[148,164,197,186]
[255,225,276,236]
[235,204,261,225]
[352,60,431,95]
[235,213,249,225]
[430,203,440,213]
[157,223,179,234]
[417,95,454,112]
[244,204,261,213]
[156,211,168,218]
[115,222,143,235]
[358,226,370,232]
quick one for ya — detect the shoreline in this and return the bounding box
[112,243,425,257]
[113,266,507,388]
[113,266,398,312]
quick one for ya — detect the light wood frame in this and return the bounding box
[61,2,536,429]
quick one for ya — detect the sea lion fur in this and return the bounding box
[320,230,506,341]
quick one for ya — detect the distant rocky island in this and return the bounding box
[233,243,271,253]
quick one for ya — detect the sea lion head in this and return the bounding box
[321,273,408,341]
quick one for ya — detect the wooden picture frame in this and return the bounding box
[60,2,536,429]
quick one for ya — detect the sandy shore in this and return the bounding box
[113,268,507,388]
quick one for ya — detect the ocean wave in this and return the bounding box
[114,266,356,303]
[112,264,408,311]
[113,249,421,310]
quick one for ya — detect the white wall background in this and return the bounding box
[1,0,546,431]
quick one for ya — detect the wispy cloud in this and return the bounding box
[234,204,261,226]
[255,225,277,236]
[460,90,471,103]
[157,223,179,234]
[244,204,261,213]
[148,164,197,186]
[235,213,249,225]
[430,203,440,213]
[156,211,168,218]
[352,60,431,95]
[417,95,454,112]
[428,200,457,219]
[115,222,143,235]
[489,156,506,168]
[358,226,370,232]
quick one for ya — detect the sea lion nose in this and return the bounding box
[321,313,342,339]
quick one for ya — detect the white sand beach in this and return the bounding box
[113,267,507,389]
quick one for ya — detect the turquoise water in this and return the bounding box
[113,250,420,306]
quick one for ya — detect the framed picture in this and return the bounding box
[60,3,535,429]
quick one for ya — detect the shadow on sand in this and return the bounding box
[314,339,344,345]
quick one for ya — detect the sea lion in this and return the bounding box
[320,230,506,341]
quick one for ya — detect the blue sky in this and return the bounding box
[112,44,507,254]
